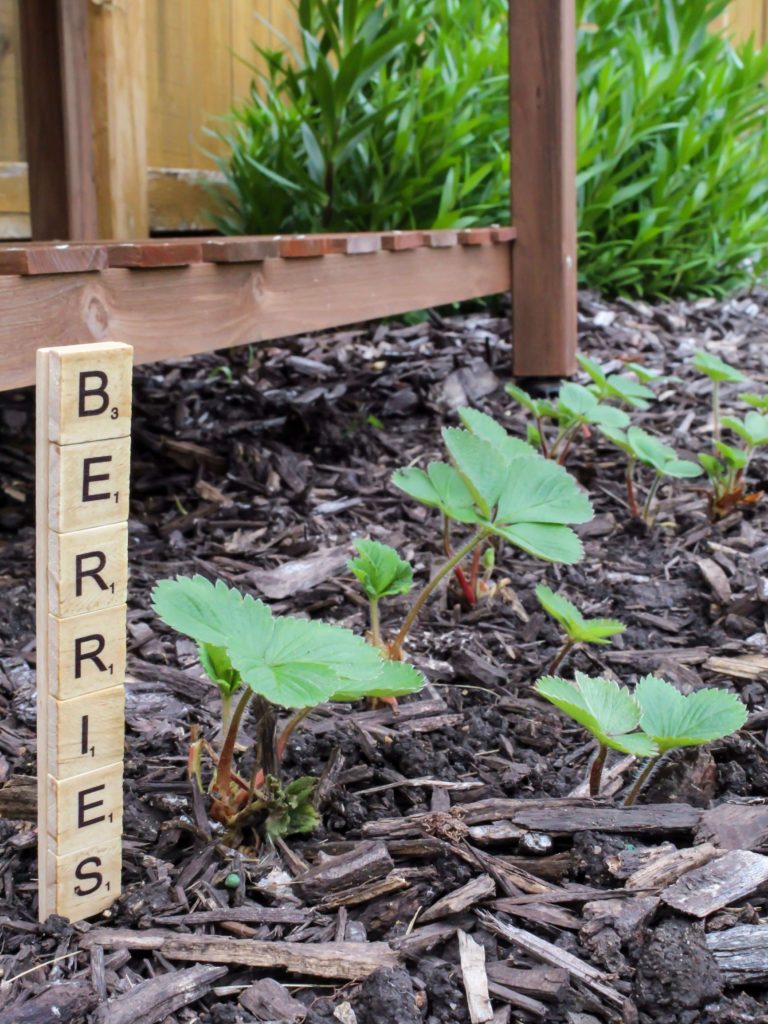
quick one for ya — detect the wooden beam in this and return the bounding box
[509,0,577,378]
[17,0,97,239]
[88,0,148,238]
[0,245,512,389]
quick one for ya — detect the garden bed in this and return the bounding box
[2,289,768,1023]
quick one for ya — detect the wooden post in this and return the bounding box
[88,0,149,238]
[509,0,578,378]
[37,342,132,922]
[17,0,98,240]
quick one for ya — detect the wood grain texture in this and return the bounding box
[47,342,132,443]
[47,760,123,855]
[48,685,125,780]
[201,236,280,262]
[18,0,98,240]
[48,435,131,532]
[35,348,51,914]
[0,242,106,275]
[509,0,577,377]
[48,523,128,618]
[106,240,203,269]
[47,605,127,700]
[381,231,425,251]
[88,0,148,237]
[0,245,513,389]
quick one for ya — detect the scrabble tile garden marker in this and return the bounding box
[36,342,132,922]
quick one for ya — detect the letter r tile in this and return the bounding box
[47,761,123,855]
[48,605,126,699]
[48,522,128,617]
[48,435,130,532]
[46,342,133,445]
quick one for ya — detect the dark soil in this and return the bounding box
[2,289,768,1022]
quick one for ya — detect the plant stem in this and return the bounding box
[369,597,382,648]
[713,379,721,443]
[624,754,662,806]
[391,528,489,657]
[444,515,476,605]
[557,424,582,465]
[468,545,483,598]
[220,690,235,752]
[625,458,640,518]
[589,744,608,797]
[535,416,549,457]
[549,638,576,674]
[215,687,254,797]
[642,473,662,524]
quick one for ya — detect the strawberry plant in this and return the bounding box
[699,410,768,517]
[390,414,593,656]
[348,539,414,650]
[692,350,746,441]
[535,670,746,801]
[152,575,424,843]
[505,380,628,461]
[600,425,701,522]
[535,585,625,672]
[577,354,657,410]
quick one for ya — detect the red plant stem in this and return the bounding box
[624,755,661,806]
[249,706,313,795]
[549,639,575,674]
[215,687,253,797]
[589,744,608,797]
[443,514,476,605]
[468,544,483,597]
[626,459,640,518]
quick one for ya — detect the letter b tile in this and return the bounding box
[46,342,133,445]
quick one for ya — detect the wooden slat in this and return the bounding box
[424,230,459,248]
[381,231,425,251]
[0,243,512,389]
[509,0,577,377]
[106,240,203,269]
[275,235,328,258]
[0,242,106,276]
[201,237,280,262]
[458,228,493,246]
[88,0,148,238]
[17,0,97,240]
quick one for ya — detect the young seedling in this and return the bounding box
[534,672,657,796]
[625,674,748,805]
[601,425,702,522]
[699,410,768,517]
[348,539,414,650]
[535,585,625,672]
[152,575,424,843]
[577,354,656,410]
[691,351,746,442]
[391,418,593,656]
[505,380,628,462]
[740,392,768,412]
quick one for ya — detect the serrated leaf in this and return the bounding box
[348,539,414,600]
[535,585,625,644]
[636,675,747,752]
[491,522,584,564]
[535,672,657,755]
[627,427,700,477]
[198,643,241,696]
[330,658,424,702]
[692,351,746,384]
[392,464,478,523]
[505,382,542,416]
[495,457,593,526]
[442,427,508,516]
[724,412,768,448]
[458,407,534,462]
[152,575,246,647]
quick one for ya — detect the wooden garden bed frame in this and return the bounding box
[0,1,576,390]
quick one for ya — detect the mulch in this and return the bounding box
[2,289,768,1023]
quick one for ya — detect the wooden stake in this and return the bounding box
[36,341,132,923]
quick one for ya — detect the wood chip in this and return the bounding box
[298,841,394,899]
[93,965,227,1024]
[239,977,306,1021]
[625,843,723,891]
[458,929,494,1024]
[706,924,768,983]
[662,849,768,917]
[704,654,768,679]
[696,802,768,852]
[511,803,701,835]
[81,929,399,980]
[695,557,732,605]
[421,874,496,924]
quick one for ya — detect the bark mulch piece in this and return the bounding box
[2,289,768,1022]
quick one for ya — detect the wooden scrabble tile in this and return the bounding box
[48,435,130,532]
[48,523,128,617]
[48,686,125,781]
[48,605,126,700]
[45,836,122,921]
[47,761,123,855]
[45,342,133,445]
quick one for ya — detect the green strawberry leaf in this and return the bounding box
[198,643,242,696]
[458,407,535,462]
[330,659,424,702]
[348,539,414,600]
[692,351,746,384]
[152,574,245,648]
[535,672,657,756]
[635,675,748,752]
[535,585,625,644]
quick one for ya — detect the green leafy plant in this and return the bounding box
[625,674,748,804]
[692,351,747,441]
[348,539,414,649]
[505,380,628,462]
[601,425,702,522]
[535,670,747,801]
[577,0,768,296]
[213,0,509,234]
[535,673,656,796]
[699,411,768,518]
[152,575,423,843]
[577,354,656,410]
[536,585,625,672]
[390,413,593,656]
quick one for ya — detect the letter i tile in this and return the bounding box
[36,343,132,922]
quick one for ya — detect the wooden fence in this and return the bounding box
[1,0,766,241]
